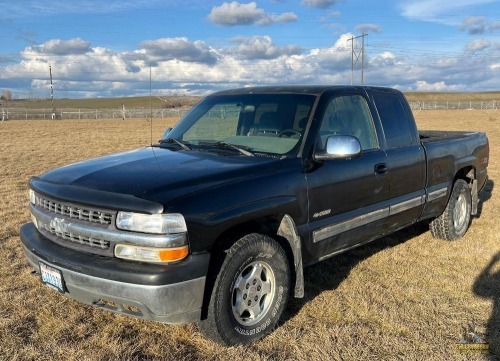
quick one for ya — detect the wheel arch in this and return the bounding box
[454,165,478,215]
[454,165,474,182]
[202,213,304,319]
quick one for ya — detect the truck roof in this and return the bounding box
[211,85,402,96]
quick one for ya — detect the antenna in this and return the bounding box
[150,62,153,146]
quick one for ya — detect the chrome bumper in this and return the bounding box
[20,223,207,324]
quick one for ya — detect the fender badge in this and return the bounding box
[313,209,331,218]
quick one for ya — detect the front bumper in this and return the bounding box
[20,223,210,324]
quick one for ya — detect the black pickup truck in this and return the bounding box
[20,86,489,345]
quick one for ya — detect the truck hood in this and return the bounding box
[40,147,281,203]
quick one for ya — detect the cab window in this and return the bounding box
[373,94,413,148]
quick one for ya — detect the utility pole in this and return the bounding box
[49,65,56,119]
[349,36,355,85]
[347,33,368,85]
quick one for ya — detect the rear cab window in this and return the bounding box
[372,94,414,148]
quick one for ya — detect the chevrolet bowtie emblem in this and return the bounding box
[50,217,69,234]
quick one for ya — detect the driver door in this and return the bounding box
[306,93,390,260]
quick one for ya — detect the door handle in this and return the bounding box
[374,163,388,175]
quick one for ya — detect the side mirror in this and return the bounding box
[314,135,362,161]
[162,127,173,139]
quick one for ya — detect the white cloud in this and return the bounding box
[231,36,303,60]
[459,16,500,34]
[208,2,297,26]
[139,38,218,65]
[434,58,459,69]
[414,81,464,92]
[261,12,298,25]
[31,38,91,55]
[355,23,383,34]
[301,0,338,9]
[401,0,497,22]
[314,33,352,70]
[465,39,491,52]
[2,32,500,97]
[370,52,399,67]
[459,16,487,34]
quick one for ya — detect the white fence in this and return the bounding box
[409,100,498,111]
[1,108,190,121]
[1,100,498,121]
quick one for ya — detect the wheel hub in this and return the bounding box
[453,193,468,230]
[232,261,275,326]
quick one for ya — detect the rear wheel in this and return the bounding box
[430,179,472,240]
[198,233,290,345]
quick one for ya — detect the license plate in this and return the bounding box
[39,262,65,293]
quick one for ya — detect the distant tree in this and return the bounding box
[1,89,12,101]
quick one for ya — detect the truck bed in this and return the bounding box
[419,130,481,143]
[419,129,488,194]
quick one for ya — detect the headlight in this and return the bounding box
[116,212,187,234]
[115,244,189,263]
[115,211,189,263]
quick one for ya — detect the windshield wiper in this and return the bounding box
[159,138,191,151]
[203,141,255,157]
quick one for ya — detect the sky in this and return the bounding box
[0,0,499,98]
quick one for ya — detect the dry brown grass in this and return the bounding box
[404,91,500,102]
[7,96,202,110]
[1,110,499,360]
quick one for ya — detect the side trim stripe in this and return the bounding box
[313,207,389,243]
[427,187,448,202]
[389,195,424,215]
[313,187,448,244]
[312,191,436,244]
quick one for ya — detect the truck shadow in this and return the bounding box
[284,221,429,322]
[476,178,494,217]
[472,252,500,357]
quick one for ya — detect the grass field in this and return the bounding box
[404,91,500,102]
[0,110,499,360]
[5,96,201,110]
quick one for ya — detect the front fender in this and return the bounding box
[207,196,299,225]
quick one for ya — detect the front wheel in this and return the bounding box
[198,233,290,345]
[430,179,472,240]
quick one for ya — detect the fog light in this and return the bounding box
[115,244,189,263]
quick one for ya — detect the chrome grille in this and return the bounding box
[34,193,113,225]
[38,221,110,249]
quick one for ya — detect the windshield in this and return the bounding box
[165,93,316,156]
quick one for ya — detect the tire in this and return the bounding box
[430,179,472,240]
[198,233,290,345]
